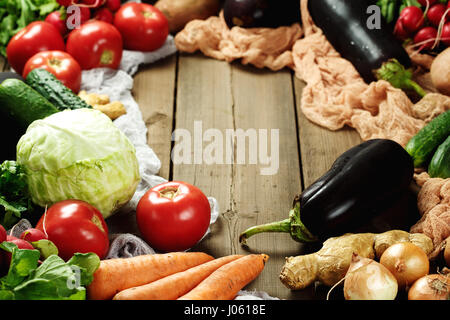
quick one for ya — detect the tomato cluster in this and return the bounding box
[394,0,450,52]
[5,1,169,93]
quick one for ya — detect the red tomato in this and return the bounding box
[6,21,65,74]
[113,2,169,52]
[35,200,109,261]
[22,51,82,93]
[66,20,123,70]
[136,181,211,252]
[45,10,68,36]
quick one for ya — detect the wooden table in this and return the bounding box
[1,53,362,300]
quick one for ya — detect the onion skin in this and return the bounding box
[380,242,429,289]
[344,253,398,300]
[444,237,450,267]
[408,274,450,300]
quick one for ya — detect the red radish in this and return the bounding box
[0,225,6,243]
[45,11,68,36]
[441,22,450,46]
[6,235,18,241]
[79,0,104,8]
[394,19,411,40]
[399,6,425,33]
[414,26,439,50]
[427,4,448,27]
[94,7,114,24]
[57,0,76,6]
[418,0,437,7]
[20,228,48,242]
[106,0,121,12]
[4,239,35,265]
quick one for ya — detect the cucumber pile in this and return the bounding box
[406,110,450,179]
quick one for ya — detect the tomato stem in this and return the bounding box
[159,187,180,200]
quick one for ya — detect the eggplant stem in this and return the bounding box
[239,218,291,246]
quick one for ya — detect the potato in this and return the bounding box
[155,0,221,33]
[431,47,450,96]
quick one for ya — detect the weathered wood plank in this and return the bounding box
[172,53,235,258]
[133,55,177,181]
[229,65,307,300]
[293,78,363,187]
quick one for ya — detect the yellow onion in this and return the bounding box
[408,274,450,300]
[380,242,429,289]
[344,253,398,300]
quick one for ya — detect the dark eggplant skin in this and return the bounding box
[308,0,411,83]
[300,139,414,241]
[223,0,300,29]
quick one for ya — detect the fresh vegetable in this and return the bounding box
[136,181,211,252]
[113,3,169,52]
[418,0,438,6]
[279,230,433,290]
[0,0,61,57]
[405,110,450,168]
[442,22,450,46]
[239,139,414,245]
[16,108,140,219]
[154,0,220,33]
[35,200,110,261]
[0,161,39,229]
[23,51,82,93]
[375,59,427,97]
[79,0,105,9]
[428,135,450,178]
[308,0,412,84]
[25,69,89,109]
[113,254,244,300]
[427,3,448,27]
[66,20,123,70]
[343,253,398,300]
[430,47,450,95]
[0,79,59,160]
[87,252,214,300]
[0,225,6,243]
[45,10,68,36]
[20,228,47,243]
[106,0,121,12]
[223,0,300,29]
[413,26,438,51]
[5,21,65,74]
[178,254,269,300]
[397,6,425,34]
[94,7,114,24]
[379,242,430,288]
[408,273,450,300]
[0,242,100,300]
[78,90,127,120]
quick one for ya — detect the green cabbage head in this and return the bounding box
[16,108,140,219]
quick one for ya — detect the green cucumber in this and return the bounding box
[0,78,59,130]
[25,68,91,111]
[405,110,450,168]
[0,78,59,160]
[428,135,450,179]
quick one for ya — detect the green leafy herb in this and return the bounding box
[0,160,37,229]
[0,0,61,56]
[0,242,100,300]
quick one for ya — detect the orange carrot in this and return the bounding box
[87,252,214,300]
[177,254,269,300]
[113,255,244,300]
